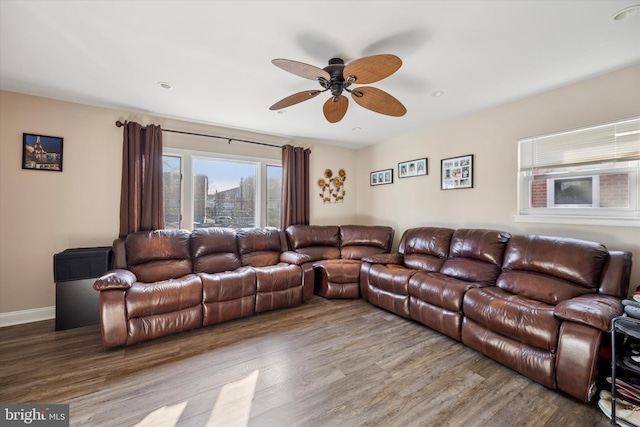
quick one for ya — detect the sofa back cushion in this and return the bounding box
[125,229,193,283]
[440,229,511,284]
[598,250,632,298]
[285,225,341,261]
[497,234,609,304]
[191,227,242,274]
[398,227,455,272]
[237,227,284,267]
[340,225,395,260]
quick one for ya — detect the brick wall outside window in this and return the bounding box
[600,173,629,208]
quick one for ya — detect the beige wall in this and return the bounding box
[309,143,358,225]
[0,91,356,317]
[1,63,638,319]
[356,63,640,289]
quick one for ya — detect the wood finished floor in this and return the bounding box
[0,297,610,427]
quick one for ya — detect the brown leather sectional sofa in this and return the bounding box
[360,227,632,402]
[93,225,393,349]
[93,223,631,403]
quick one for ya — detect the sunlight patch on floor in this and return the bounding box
[207,370,259,426]
[134,401,188,427]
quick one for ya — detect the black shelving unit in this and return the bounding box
[610,316,640,426]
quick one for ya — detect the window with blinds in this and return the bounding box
[517,117,640,225]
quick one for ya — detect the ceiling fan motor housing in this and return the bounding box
[324,58,346,101]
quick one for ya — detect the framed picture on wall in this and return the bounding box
[22,133,64,172]
[398,158,428,178]
[370,168,393,186]
[441,154,473,190]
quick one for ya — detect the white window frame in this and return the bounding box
[164,147,282,230]
[515,117,640,227]
[546,175,600,208]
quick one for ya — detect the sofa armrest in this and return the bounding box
[280,251,312,265]
[93,269,137,291]
[361,253,403,265]
[554,294,623,332]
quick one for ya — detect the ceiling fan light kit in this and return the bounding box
[270,54,407,123]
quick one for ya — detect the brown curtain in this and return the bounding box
[119,121,164,238]
[280,145,311,229]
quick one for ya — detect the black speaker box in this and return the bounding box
[53,247,112,282]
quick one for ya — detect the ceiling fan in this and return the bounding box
[269,54,407,123]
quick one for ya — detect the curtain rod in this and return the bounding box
[115,120,283,149]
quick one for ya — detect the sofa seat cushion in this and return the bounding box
[366,264,416,318]
[294,246,341,262]
[199,267,256,325]
[408,271,476,313]
[254,263,302,292]
[497,270,594,306]
[314,259,362,283]
[461,317,556,389]
[200,267,255,302]
[313,259,362,299]
[367,264,416,296]
[254,263,303,313]
[463,287,560,351]
[440,258,502,285]
[410,297,465,341]
[127,306,203,346]
[125,274,202,318]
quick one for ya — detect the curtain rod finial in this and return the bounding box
[116,120,124,127]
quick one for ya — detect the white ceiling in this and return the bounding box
[1,1,639,149]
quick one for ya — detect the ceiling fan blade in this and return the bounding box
[323,96,348,123]
[272,58,330,81]
[343,54,402,84]
[269,90,321,110]
[351,87,407,117]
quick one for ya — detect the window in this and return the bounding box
[163,149,281,230]
[163,155,182,229]
[517,117,640,226]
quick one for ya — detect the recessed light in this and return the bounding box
[157,81,173,90]
[612,5,640,21]
[352,127,362,131]
[431,91,444,97]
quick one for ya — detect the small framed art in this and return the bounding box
[370,168,393,186]
[398,158,427,178]
[22,133,64,172]
[441,154,473,190]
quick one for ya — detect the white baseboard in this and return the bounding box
[0,306,55,327]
